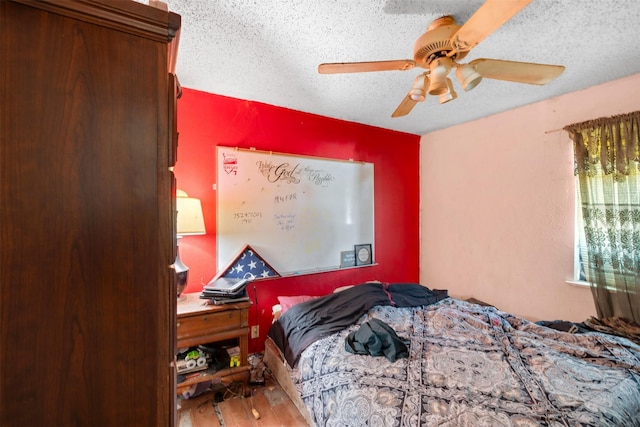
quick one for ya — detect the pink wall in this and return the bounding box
[174,89,420,352]
[420,73,640,322]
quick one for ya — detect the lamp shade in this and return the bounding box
[427,57,452,96]
[456,64,482,91]
[439,78,457,104]
[409,74,427,101]
[176,189,206,236]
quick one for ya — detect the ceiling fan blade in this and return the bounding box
[470,58,565,85]
[450,0,533,53]
[391,94,419,118]
[318,59,416,74]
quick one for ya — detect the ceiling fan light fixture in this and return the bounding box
[409,74,427,101]
[456,64,482,91]
[317,1,565,119]
[427,57,452,95]
[439,78,457,104]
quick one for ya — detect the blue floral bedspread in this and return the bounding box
[292,299,640,426]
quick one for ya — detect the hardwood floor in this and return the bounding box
[177,376,309,427]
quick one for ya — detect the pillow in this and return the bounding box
[277,295,318,314]
[333,281,380,293]
[272,304,282,321]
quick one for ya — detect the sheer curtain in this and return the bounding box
[564,111,640,322]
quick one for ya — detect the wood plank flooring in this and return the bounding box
[177,376,309,427]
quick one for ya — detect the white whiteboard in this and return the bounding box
[216,147,374,275]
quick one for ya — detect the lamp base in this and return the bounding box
[176,269,188,301]
[175,244,189,300]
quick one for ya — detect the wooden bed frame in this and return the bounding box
[263,337,314,426]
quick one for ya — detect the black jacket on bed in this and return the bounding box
[345,318,409,362]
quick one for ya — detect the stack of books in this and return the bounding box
[200,276,251,305]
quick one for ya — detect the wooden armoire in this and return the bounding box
[0,1,181,425]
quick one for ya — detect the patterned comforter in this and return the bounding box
[289,299,640,426]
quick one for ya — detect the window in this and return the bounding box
[566,111,640,320]
[574,170,640,284]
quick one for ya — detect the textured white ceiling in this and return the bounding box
[164,0,640,135]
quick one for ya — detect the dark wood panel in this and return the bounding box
[11,0,180,42]
[0,0,178,425]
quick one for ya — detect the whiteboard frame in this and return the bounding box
[215,146,375,276]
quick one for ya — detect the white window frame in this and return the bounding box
[568,184,589,287]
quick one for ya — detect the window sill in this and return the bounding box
[565,280,590,288]
[567,279,636,294]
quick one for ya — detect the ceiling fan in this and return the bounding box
[318,0,565,118]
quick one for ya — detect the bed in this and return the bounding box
[264,282,640,426]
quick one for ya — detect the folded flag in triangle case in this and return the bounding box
[200,245,279,303]
[219,244,279,280]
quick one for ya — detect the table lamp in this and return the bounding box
[175,189,206,299]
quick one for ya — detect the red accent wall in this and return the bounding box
[174,88,420,352]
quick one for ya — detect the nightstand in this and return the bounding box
[176,293,251,395]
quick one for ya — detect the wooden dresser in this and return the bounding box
[0,1,180,425]
[176,293,251,395]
